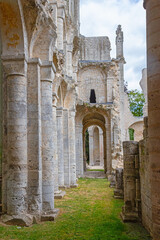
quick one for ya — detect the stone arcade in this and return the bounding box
[0,0,160,239]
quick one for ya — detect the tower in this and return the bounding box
[116,25,124,59]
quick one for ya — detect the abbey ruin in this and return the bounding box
[0,0,160,240]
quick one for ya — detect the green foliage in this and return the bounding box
[128,90,145,117]
[85,130,89,163]
[0,179,151,240]
[129,128,135,141]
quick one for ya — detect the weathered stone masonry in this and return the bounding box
[1,1,160,238]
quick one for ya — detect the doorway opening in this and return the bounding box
[84,125,104,171]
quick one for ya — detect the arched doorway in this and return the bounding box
[82,111,109,174]
[85,125,104,168]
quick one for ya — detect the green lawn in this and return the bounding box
[0,179,151,240]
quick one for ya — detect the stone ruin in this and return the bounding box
[0,0,160,239]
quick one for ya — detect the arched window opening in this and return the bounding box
[129,128,134,141]
[90,89,96,103]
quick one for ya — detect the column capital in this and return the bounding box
[1,54,27,77]
[69,109,76,117]
[57,6,65,19]
[41,61,56,83]
[56,107,63,116]
[66,43,73,52]
[28,58,42,66]
[63,108,69,112]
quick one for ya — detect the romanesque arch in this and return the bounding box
[75,105,112,177]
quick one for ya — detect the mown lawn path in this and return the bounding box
[0,179,151,240]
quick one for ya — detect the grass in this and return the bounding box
[0,179,151,240]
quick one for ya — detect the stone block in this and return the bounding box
[2,214,33,227]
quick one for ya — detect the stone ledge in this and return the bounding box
[70,184,78,188]
[1,214,33,227]
[120,211,138,222]
[41,209,59,222]
[54,191,66,199]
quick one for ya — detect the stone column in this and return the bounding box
[114,168,124,199]
[106,122,112,175]
[69,110,77,187]
[57,7,65,50]
[56,107,64,188]
[66,44,73,77]
[144,0,160,239]
[52,93,58,193]
[49,1,57,26]
[1,55,33,226]
[121,141,139,222]
[76,123,83,177]
[27,58,42,219]
[52,94,65,199]
[88,127,94,166]
[41,62,57,219]
[63,108,70,187]
[99,128,104,167]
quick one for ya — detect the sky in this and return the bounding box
[80,0,146,90]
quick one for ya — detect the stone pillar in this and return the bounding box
[41,62,57,218]
[144,0,160,239]
[99,128,104,167]
[93,127,100,166]
[49,0,57,26]
[88,127,94,166]
[53,95,65,199]
[69,110,77,187]
[121,141,139,222]
[27,58,42,219]
[106,123,112,175]
[114,168,124,199]
[57,7,65,50]
[63,108,70,187]
[76,123,83,177]
[56,107,64,188]
[1,55,33,226]
[66,44,73,77]
[52,93,58,193]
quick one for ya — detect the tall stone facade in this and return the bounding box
[0,0,151,229]
[119,2,160,240]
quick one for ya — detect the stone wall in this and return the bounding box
[121,117,152,236]
[139,117,152,234]
[80,36,111,61]
[78,66,107,103]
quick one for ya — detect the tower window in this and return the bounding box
[90,89,96,103]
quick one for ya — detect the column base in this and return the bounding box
[59,186,67,190]
[108,174,116,188]
[1,214,34,227]
[41,209,59,222]
[120,209,138,222]
[114,189,124,199]
[54,190,66,199]
[70,184,78,188]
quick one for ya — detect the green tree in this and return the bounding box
[128,89,145,117]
